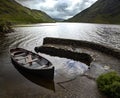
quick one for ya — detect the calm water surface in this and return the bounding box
[9,23,120,50]
[0,23,120,97]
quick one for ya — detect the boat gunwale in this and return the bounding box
[10,48,54,71]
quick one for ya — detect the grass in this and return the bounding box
[0,0,55,24]
[97,71,120,98]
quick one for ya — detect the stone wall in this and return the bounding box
[43,37,120,59]
[36,46,93,66]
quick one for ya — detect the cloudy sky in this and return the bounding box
[15,0,97,20]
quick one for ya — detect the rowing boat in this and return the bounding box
[10,48,54,80]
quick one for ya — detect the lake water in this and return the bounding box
[0,23,120,98]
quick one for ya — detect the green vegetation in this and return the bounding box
[0,0,55,24]
[97,72,120,98]
[66,0,120,24]
[0,20,14,34]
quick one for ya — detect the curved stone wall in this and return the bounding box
[43,37,120,59]
[35,46,93,66]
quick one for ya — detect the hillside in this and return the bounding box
[66,0,120,24]
[0,0,55,24]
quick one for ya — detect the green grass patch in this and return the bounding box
[97,72,120,98]
[0,0,55,24]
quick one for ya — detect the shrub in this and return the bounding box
[0,21,14,34]
[97,72,120,98]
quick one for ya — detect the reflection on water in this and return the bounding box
[0,23,120,97]
[64,60,88,76]
[12,53,88,91]
[32,53,89,83]
[56,60,88,79]
[13,63,55,91]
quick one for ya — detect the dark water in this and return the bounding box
[0,23,120,98]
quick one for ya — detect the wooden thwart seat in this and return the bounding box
[26,54,32,63]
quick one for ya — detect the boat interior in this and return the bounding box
[11,50,50,69]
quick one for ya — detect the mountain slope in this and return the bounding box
[0,0,55,24]
[66,0,120,24]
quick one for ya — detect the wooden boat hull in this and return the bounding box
[10,48,54,80]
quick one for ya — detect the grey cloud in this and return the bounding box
[15,0,46,6]
[15,0,97,19]
[16,0,45,2]
[55,3,69,12]
[51,0,95,19]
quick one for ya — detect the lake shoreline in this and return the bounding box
[0,23,120,98]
